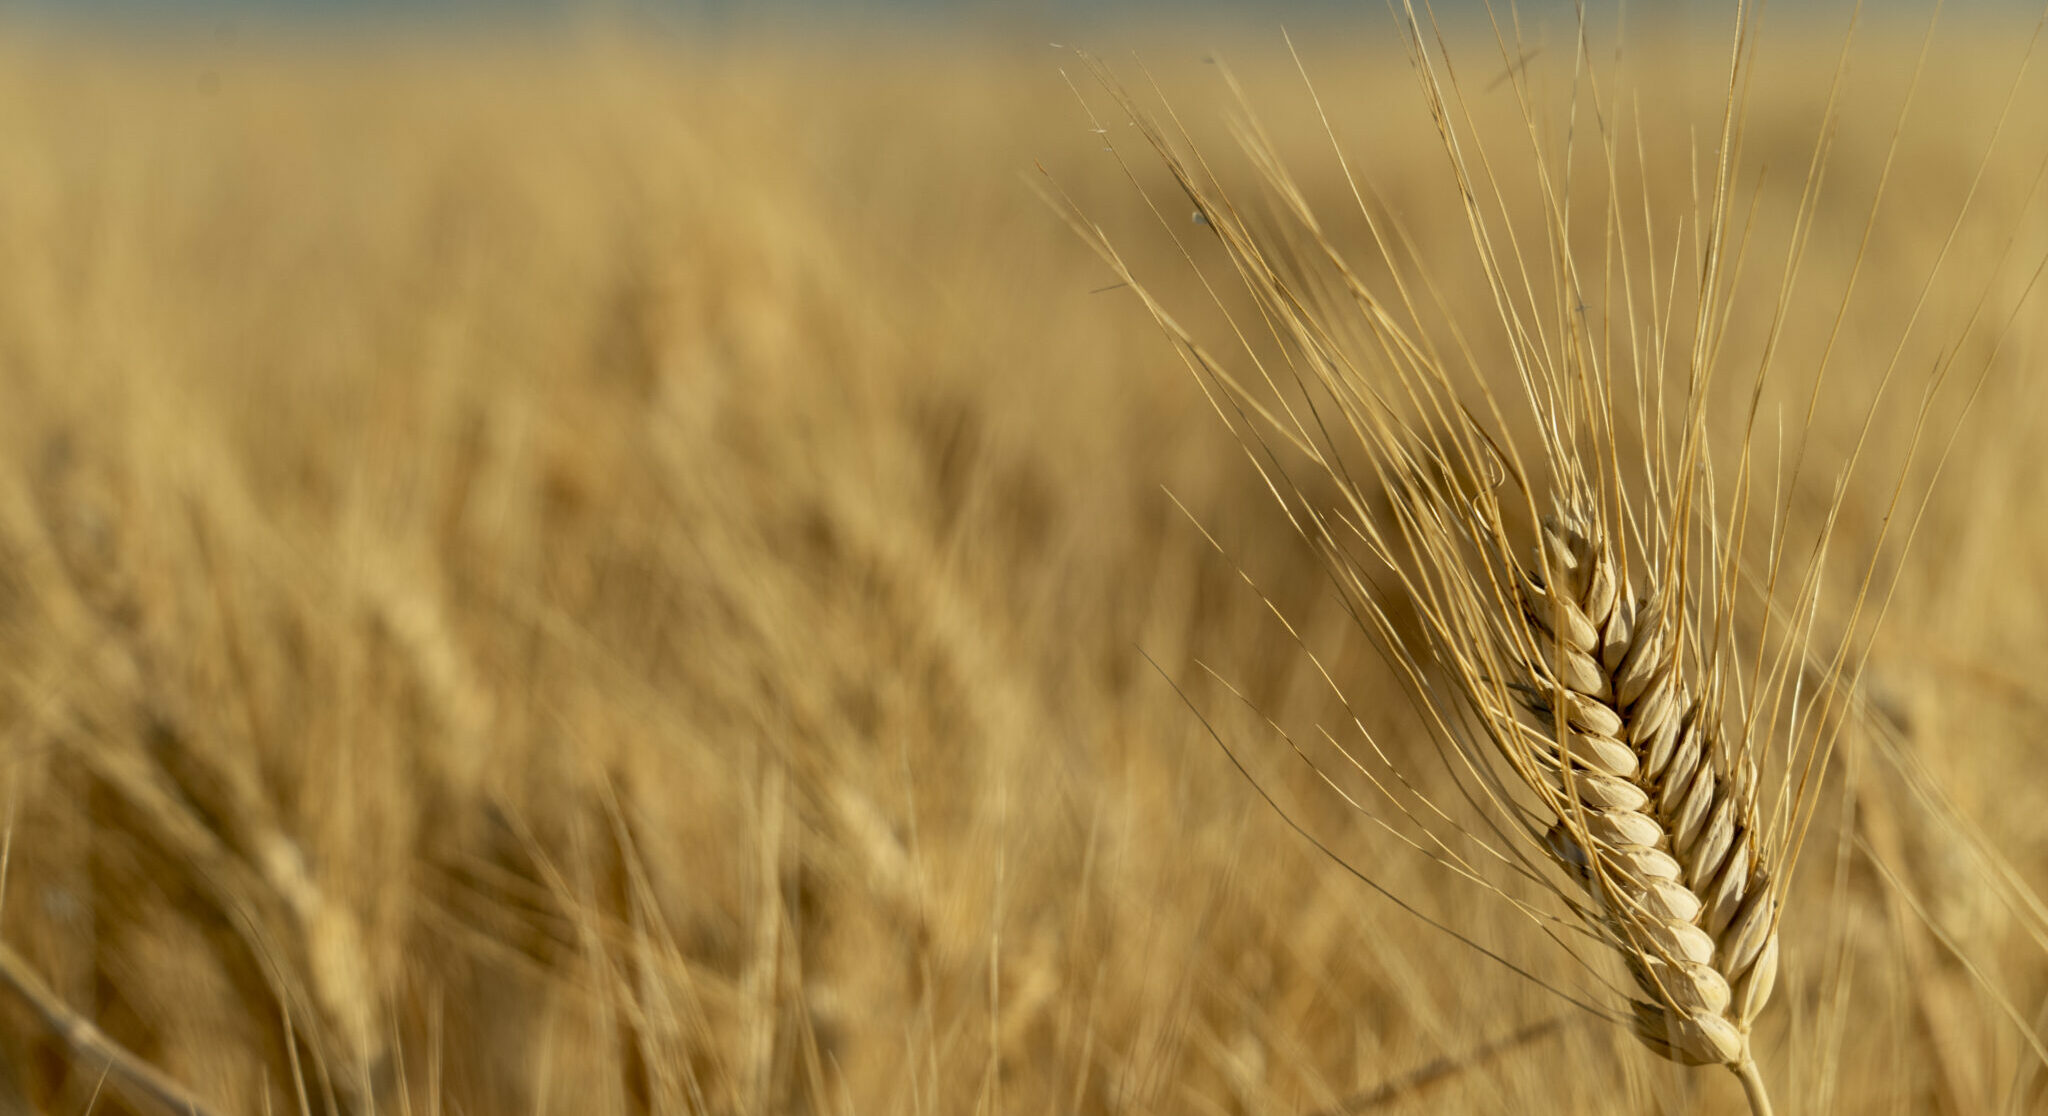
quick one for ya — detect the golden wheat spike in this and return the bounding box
[1500,513,1778,1108]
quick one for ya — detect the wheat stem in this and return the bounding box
[1735,1056,1775,1116]
[0,940,222,1116]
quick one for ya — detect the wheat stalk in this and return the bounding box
[1047,4,1802,1106]
[0,941,223,1116]
[1050,0,2048,1107]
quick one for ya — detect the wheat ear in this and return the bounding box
[1043,18,1804,1108]
[1499,511,1778,1106]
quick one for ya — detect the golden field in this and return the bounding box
[0,9,2044,1114]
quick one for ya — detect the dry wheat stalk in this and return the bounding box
[1053,0,2046,1108]
[0,941,223,1116]
[1049,8,1807,1108]
[1051,92,1794,1109]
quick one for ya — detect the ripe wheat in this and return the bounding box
[1049,2,2043,1110]
[1499,510,1779,1107]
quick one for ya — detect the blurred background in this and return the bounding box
[0,1,2043,1114]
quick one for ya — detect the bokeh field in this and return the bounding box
[0,9,2045,1114]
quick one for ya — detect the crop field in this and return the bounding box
[0,6,2044,1114]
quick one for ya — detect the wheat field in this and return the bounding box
[0,7,2045,1115]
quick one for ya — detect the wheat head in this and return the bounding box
[1502,511,1778,1078]
[1050,48,1797,1097]
[1053,0,2044,1109]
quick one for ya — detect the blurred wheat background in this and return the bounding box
[0,4,2044,1114]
